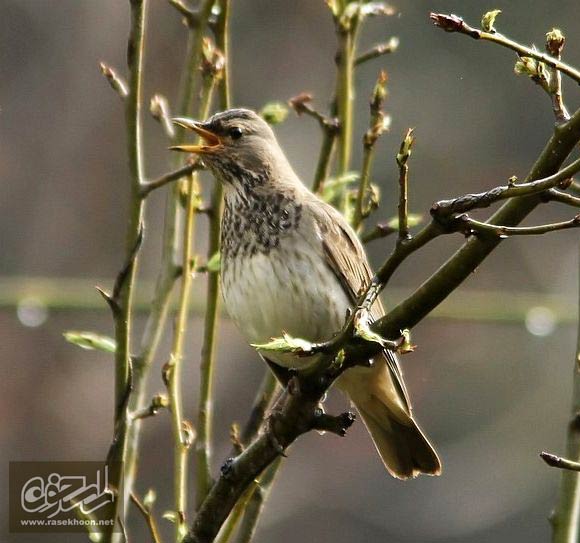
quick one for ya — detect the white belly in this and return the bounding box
[221,233,350,368]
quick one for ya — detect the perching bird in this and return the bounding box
[172,108,441,479]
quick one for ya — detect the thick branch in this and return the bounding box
[373,106,580,341]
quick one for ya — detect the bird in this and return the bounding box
[171,108,441,479]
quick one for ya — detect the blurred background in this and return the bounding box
[1,1,579,542]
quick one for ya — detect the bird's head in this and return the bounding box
[170,108,289,190]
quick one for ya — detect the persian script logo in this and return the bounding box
[9,462,121,533]
[21,466,113,518]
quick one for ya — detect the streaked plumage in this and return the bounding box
[173,109,441,479]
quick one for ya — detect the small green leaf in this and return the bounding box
[260,102,289,125]
[397,329,416,354]
[63,331,116,353]
[481,9,501,32]
[206,251,221,272]
[252,332,314,355]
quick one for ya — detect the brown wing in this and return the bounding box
[312,199,411,410]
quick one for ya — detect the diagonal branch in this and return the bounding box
[429,13,580,85]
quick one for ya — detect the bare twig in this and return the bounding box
[196,0,231,510]
[543,188,580,208]
[131,393,169,420]
[140,161,202,197]
[169,61,218,538]
[130,492,163,543]
[550,243,580,542]
[430,157,580,217]
[104,1,148,539]
[545,29,570,123]
[288,93,339,193]
[355,37,399,66]
[353,72,389,230]
[541,451,580,472]
[449,213,580,238]
[396,128,415,242]
[429,13,580,85]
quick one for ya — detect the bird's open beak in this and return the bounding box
[169,117,222,154]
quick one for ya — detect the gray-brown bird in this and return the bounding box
[172,108,441,479]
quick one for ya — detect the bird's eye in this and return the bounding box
[229,127,243,140]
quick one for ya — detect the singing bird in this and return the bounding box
[172,109,441,479]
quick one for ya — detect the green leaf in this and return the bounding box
[260,102,289,125]
[63,331,116,353]
[206,251,221,272]
[252,332,314,355]
[481,9,501,32]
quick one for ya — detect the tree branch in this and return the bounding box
[196,0,231,508]
[542,451,580,472]
[140,161,202,197]
[105,1,148,540]
[550,242,580,541]
[355,37,399,66]
[429,13,580,85]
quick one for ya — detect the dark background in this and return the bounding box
[1,1,579,542]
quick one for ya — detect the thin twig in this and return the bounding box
[541,451,580,472]
[169,70,217,539]
[196,0,231,510]
[429,13,580,85]
[450,213,580,238]
[121,0,215,532]
[543,188,580,208]
[396,128,415,242]
[234,458,282,543]
[353,71,388,230]
[288,93,339,193]
[545,29,570,123]
[430,157,580,217]
[550,242,580,541]
[130,492,163,543]
[104,1,148,539]
[355,37,399,66]
[140,161,202,197]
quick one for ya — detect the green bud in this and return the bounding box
[546,28,565,55]
[481,9,501,32]
[396,128,415,167]
[63,331,116,353]
[143,489,157,510]
[260,101,289,125]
